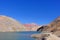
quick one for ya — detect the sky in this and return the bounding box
[0,0,60,25]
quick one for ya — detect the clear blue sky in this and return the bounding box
[0,0,60,25]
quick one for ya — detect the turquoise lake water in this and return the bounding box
[0,31,40,40]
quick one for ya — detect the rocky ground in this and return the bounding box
[31,16,60,40]
[31,32,60,40]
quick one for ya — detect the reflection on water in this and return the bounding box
[0,31,40,40]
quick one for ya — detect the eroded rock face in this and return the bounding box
[37,16,60,36]
[31,33,60,40]
[0,15,26,32]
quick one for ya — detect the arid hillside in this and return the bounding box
[37,16,60,36]
[31,16,60,40]
[0,15,41,32]
[0,15,26,32]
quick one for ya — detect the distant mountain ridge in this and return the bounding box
[24,23,40,31]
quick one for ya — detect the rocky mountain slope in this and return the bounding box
[37,16,60,36]
[31,16,60,40]
[0,15,26,32]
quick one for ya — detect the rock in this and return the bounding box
[31,32,60,40]
[31,16,60,40]
[37,16,60,36]
[37,26,48,32]
[0,15,26,32]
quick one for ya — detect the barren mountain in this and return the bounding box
[37,16,60,36]
[0,15,26,32]
[31,16,60,40]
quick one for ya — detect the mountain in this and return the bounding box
[32,16,60,40]
[37,16,60,36]
[24,23,40,31]
[50,16,60,27]
[0,15,26,32]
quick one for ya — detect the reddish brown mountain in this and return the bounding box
[24,23,40,31]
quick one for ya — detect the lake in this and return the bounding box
[0,31,40,40]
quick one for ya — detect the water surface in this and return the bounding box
[0,31,40,40]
